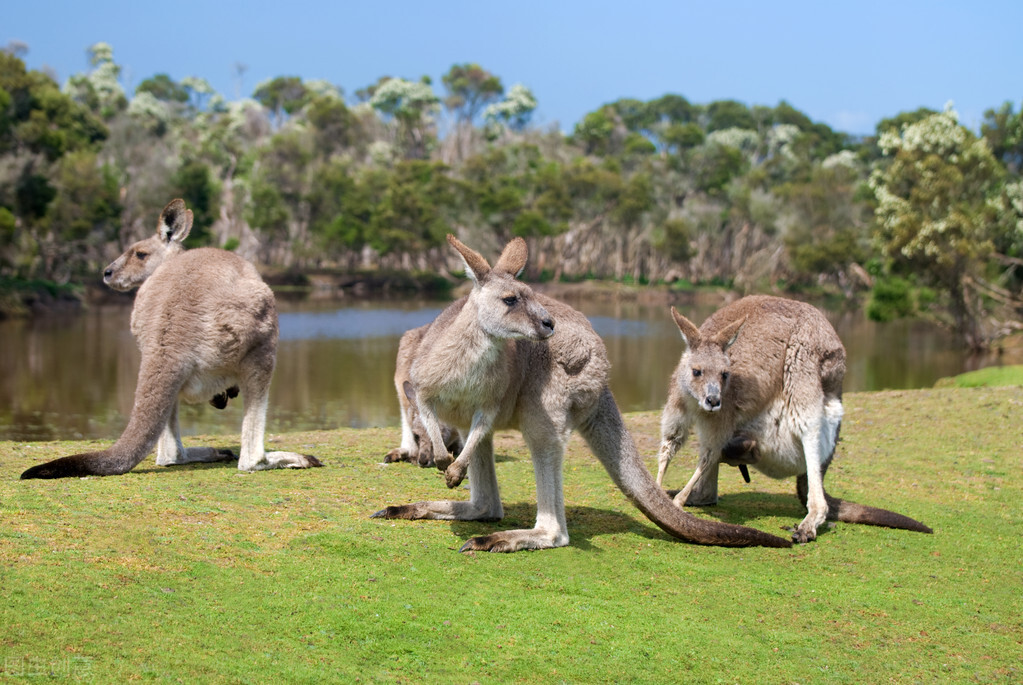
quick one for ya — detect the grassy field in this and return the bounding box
[1,387,1021,683]
[935,364,1023,389]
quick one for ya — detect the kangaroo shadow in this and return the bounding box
[132,446,318,475]
[666,489,826,538]
[131,447,239,475]
[448,502,686,551]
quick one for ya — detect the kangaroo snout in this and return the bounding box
[527,301,555,339]
[703,384,722,411]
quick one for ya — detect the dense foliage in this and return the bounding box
[1,43,1020,345]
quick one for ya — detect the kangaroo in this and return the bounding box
[384,324,463,467]
[655,295,932,543]
[372,235,792,552]
[20,199,322,479]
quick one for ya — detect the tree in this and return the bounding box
[778,157,869,282]
[705,99,754,132]
[981,101,1023,175]
[63,42,127,120]
[647,94,694,125]
[369,77,440,159]
[572,107,620,156]
[441,63,503,124]
[870,107,1010,348]
[0,52,107,160]
[171,159,219,247]
[483,84,537,132]
[305,94,360,157]
[39,149,121,279]
[136,74,188,103]
[253,76,308,128]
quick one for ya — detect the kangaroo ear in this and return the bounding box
[158,199,193,244]
[671,306,702,349]
[714,316,746,351]
[447,234,491,285]
[493,237,528,277]
[402,380,415,403]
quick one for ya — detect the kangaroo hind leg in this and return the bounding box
[460,429,570,553]
[792,397,842,543]
[156,399,234,466]
[237,356,321,471]
[372,433,504,522]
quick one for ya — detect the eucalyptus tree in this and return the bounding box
[63,42,127,120]
[369,76,440,160]
[483,84,538,133]
[253,76,308,129]
[0,51,112,279]
[871,107,1015,348]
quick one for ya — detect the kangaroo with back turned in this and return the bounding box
[656,295,932,543]
[373,235,792,552]
[21,199,322,479]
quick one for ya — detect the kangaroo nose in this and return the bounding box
[706,395,721,410]
[104,269,113,278]
[542,318,554,332]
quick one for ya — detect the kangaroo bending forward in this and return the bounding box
[372,235,792,552]
[384,324,463,467]
[656,295,932,543]
[21,199,322,479]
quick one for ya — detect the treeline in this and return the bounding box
[1,43,1021,347]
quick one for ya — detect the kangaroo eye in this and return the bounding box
[135,250,149,260]
[722,371,730,381]
[502,296,518,306]
[692,369,702,378]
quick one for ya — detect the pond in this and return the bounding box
[0,292,985,443]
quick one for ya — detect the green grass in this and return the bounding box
[2,387,1021,683]
[935,364,1023,388]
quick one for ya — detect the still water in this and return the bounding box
[0,294,977,442]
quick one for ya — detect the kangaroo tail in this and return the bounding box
[21,450,134,479]
[826,494,933,534]
[579,388,792,549]
[21,359,179,480]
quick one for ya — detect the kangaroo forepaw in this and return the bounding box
[384,448,409,463]
[444,462,467,489]
[722,436,758,466]
[433,453,454,471]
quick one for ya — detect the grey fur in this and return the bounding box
[656,295,932,542]
[373,236,792,551]
[21,199,321,479]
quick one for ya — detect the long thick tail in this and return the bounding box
[579,388,792,549]
[21,359,179,479]
[826,494,933,534]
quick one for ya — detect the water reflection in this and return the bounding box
[0,294,982,442]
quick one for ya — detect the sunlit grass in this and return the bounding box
[935,364,1023,388]
[2,387,1021,683]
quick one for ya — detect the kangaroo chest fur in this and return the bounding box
[684,374,822,479]
[413,323,522,431]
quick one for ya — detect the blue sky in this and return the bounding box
[6,0,1021,135]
